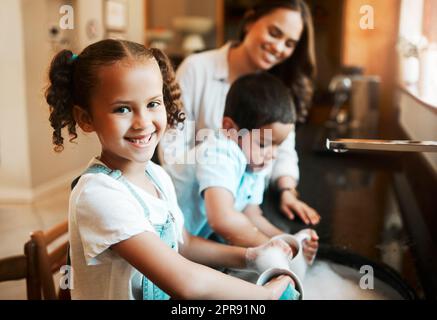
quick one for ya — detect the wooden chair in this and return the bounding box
[0,240,41,299]
[30,220,70,300]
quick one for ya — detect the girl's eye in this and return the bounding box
[147,101,161,109]
[114,106,131,114]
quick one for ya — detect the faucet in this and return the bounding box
[326,139,437,153]
[327,75,352,126]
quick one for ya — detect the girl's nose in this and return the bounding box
[132,111,149,130]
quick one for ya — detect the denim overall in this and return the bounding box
[83,163,177,300]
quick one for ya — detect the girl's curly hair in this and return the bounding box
[45,39,184,152]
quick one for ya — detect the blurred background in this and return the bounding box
[0,0,436,299]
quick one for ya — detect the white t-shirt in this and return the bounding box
[69,158,185,300]
[160,43,300,184]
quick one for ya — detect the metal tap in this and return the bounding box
[326,139,437,153]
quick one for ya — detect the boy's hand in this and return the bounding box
[245,238,292,271]
[279,190,321,225]
[295,229,319,265]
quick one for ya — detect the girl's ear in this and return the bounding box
[73,106,94,133]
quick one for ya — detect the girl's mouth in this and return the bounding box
[124,133,154,147]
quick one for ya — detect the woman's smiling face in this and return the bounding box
[85,58,167,169]
[242,8,304,70]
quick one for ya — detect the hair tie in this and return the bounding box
[71,54,78,61]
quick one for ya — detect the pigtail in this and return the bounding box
[45,50,78,152]
[150,48,185,128]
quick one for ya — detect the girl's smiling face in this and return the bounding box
[82,58,167,169]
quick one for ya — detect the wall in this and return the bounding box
[398,91,437,172]
[0,0,145,203]
[307,0,344,94]
[0,0,32,200]
[341,0,401,137]
[146,0,216,52]
[75,0,105,50]
[126,0,145,43]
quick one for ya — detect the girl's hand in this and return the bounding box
[295,229,319,265]
[279,190,321,225]
[245,238,292,271]
[263,275,295,300]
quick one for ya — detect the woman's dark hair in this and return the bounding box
[224,72,295,130]
[45,39,184,152]
[237,0,316,123]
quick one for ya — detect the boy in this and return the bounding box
[165,73,318,258]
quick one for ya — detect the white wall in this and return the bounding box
[20,0,100,200]
[399,0,424,42]
[0,0,33,200]
[0,0,145,203]
[126,0,145,44]
[75,0,105,50]
[398,91,437,172]
[397,0,437,173]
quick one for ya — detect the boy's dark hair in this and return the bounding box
[238,0,317,124]
[224,72,296,130]
[45,39,184,152]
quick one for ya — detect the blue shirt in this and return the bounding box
[164,133,270,238]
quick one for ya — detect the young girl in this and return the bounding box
[45,39,294,300]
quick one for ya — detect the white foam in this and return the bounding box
[254,247,291,273]
[303,261,403,300]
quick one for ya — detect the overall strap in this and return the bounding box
[145,164,167,202]
[145,164,176,224]
[84,163,121,178]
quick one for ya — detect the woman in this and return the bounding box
[161,0,320,225]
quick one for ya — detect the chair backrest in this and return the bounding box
[0,241,41,299]
[30,220,70,300]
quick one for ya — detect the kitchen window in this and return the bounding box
[398,0,437,108]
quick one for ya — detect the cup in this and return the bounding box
[256,267,304,300]
[271,232,311,281]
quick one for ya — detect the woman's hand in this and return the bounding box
[295,229,319,265]
[279,190,321,225]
